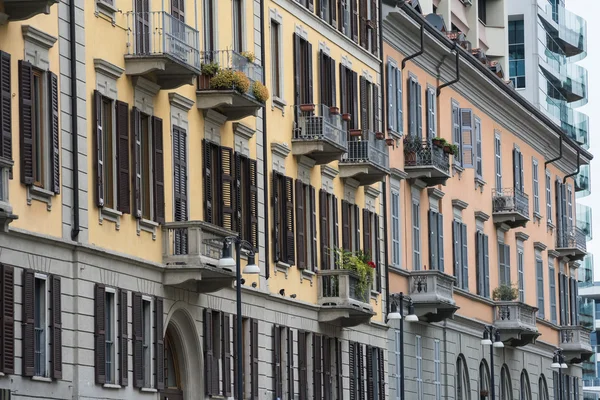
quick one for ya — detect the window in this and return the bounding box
[460,109,474,168]
[142,297,152,387]
[274,172,295,265]
[365,346,385,400]
[494,132,502,189]
[293,34,313,109]
[319,0,337,26]
[517,248,524,302]
[434,340,441,400]
[319,51,336,108]
[338,0,352,38]
[232,0,243,52]
[391,190,401,267]
[475,117,482,178]
[235,153,258,249]
[428,210,444,271]
[501,365,512,400]
[363,210,381,292]
[509,20,525,89]
[426,87,436,139]
[456,355,470,400]
[203,0,215,53]
[539,375,549,400]
[340,65,359,129]
[479,361,491,400]
[173,126,188,253]
[536,258,545,318]
[546,171,552,224]
[271,20,282,99]
[549,260,557,323]
[349,342,365,399]
[359,77,379,132]
[320,190,339,270]
[476,231,490,298]
[203,140,232,229]
[559,272,568,325]
[132,294,163,390]
[359,0,378,54]
[32,69,46,188]
[478,0,487,23]
[412,199,421,270]
[513,147,524,192]
[453,220,468,290]
[140,114,152,220]
[416,336,423,399]
[533,159,540,215]
[498,242,511,286]
[567,184,573,228]
[387,60,403,135]
[101,97,113,207]
[341,200,360,253]
[394,331,401,399]
[295,181,317,270]
[408,77,422,138]
[520,370,531,400]
[105,290,116,383]
[34,275,49,377]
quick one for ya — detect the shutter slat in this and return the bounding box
[373,84,380,131]
[307,42,314,105]
[363,209,371,257]
[375,213,381,291]
[310,186,318,271]
[293,33,301,109]
[352,71,359,129]
[131,108,142,218]
[251,319,259,398]
[0,51,11,162]
[118,290,128,386]
[51,275,62,379]
[333,195,339,250]
[152,117,165,224]
[453,221,460,285]
[296,180,306,269]
[22,269,35,377]
[221,147,234,230]
[285,177,295,265]
[203,140,213,223]
[132,292,143,388]
[351,0,359,42]
[416,82,422,139]
[223,314,231,396]
[116,101,130,213]
[358,344,365,400]
[19,61,34,185]
[336,339,343,400]
[273,172,281,262]
[95,284,106,384]
[249,159,259,250]
[48,72,60,194]
[204,309,214,395]
[324,337,332,400]
[387,62,395,131]
[330,57,337,107]
[0,264,13,374]
[154,297,164,390]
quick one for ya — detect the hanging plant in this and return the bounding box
[252,81,270,102]
[333,248,373,301]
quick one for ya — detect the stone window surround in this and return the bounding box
[320,165,338,194]
[233,122,255,158]
[427,188,444,213]
[271,142,290,175]
[270,8,285,112]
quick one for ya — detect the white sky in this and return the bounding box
[564,1,598,277]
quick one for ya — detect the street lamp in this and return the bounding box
[552,349,568,400]
[219,237,259,400]
[388,292,419,400]
[481,325,504,400]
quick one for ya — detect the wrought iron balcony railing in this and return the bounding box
[293,104,348,150]
[341,130,389,170]
[403,139,450,174]
[492,188,530,217]
[557,225,587,253]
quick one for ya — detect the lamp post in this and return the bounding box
[551,348,568,400]
[481,325,504,400]
[219,237,260,400]
[387,292,419,400]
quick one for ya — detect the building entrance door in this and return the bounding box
[160,328,184,400]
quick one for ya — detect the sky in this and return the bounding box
[565,0,599,277]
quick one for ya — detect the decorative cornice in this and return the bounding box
[321,165,339,180]
[548,250,561,259]
[232,122,256,140]
[474,211,490,222]
[21,25,57,49]
[390,168,408,180]
[168,93,195,111]
[365,186,381,199]
[94,59,125,80]
[297,155,316,170]
[451,198,469,210]
[515,232,530,242]
[533,241,548,251]
[204,109,228,126]
[410,178,427,191]
[271,143,291,158]
[132,76,160,97]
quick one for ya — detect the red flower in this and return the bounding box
[367,261,376,269]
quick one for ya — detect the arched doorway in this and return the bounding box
[161,327,184,400]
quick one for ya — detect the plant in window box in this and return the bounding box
[240,51,256,63]
[443,143,459,155]
[349,128,363,137]
[333,248,373,302]
[403,135,420,164]
[432,137,446,148]
[492,284,519,301]
[299,103,315,113]
[251,81,270,103]
[375,132,385,140]
[210,69,250,94]
[342,113,352,121]
[199,62,220,89]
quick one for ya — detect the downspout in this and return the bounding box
[443,319,449,399]
[563,149,580,184]
[401,23,424,70]
[260,0,269,279]
[70,0,80,241]
[545,136,563,169]
[436,45,460,97]
[383,181,390,316]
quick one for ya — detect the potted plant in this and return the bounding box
[333,248,373,301]
[432,137,446,148]
[375,132,385,140]
[329,106,340,115]
[209,69,250,94]
[199,62,220,89]
[342,113,352,122]
[443,143,459,155]
[492,284,519,301]
[403,135,420,164]
[385,138,395,147]
[299,103,315,113]
[240,51,256,63]
[349,129,363,137]
[251,81,270,102]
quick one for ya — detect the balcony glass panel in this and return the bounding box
[576,165,591,197]
[577,203,593,241]
[557,224,586,253]
[537,0,587,61]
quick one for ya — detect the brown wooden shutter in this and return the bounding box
[366,346,373,400]
[330,57,337,108]
[307,42,314,105]
[314,334,322,399]
[118,289,128,386]
[330,0,337,27]
[50,275,62,379]
[21,269,34,376]
[323,337,331,400]
[222,314,232,396]
[319,51,326,107]
[132,292,143,388]
[48,72,60,194]
[285,176,295,265]
[0,51,12,163]
[333,195,339,251]
[295,180,306,269]
[18,60,34,185]
[273,325,282,398]
[377,348,385,400]
[293,34,302,109]
[307,0,314,12]
[363,209,371,256]
[351,0,359,42]
[212,313,220,394]
[358,344,365,400]
[287,328,294,398]
[0,264,14,374]
[154,297,164,390]
[375,213,381,291]
[342,200,350,251]
[298,330,307,400]
[370,0,378,55]
[360,76,367,131]
[151,117,165,224]
[349,342,356,400]
[338,0,346,32]
[202,139,213,223]
[319,190,330,270]
[373,85,379,131]
[131,108,142,218]
[115,101,130,213]
[221,146,234,230]
[340,64,347,115]
[251,318,259,399]
[93,91,104,207]
[310,186,318,271]
[204,309,214,395]
[273,173,281,262]
[336,339,343,400]
[94,283,106,384]
[359,0,367,48]
[249,159,259,250]
[352,71,359,129]
[354,206,361,254]
[232,315,239,397]
[234,153,242,234]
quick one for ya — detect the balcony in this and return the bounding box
[161,221,236,292]
[561,326,593,364]
[409,270,458,323]
[555,225,587,261]
[403,138,451,186]
[576,165,591,196]
[494,302,540,347]
[291,104,348,164]
[317,269,375,327]
[338,130,389,186]
[0,0,57,23]
[196,50,264,121]
[124,11,200,90]
[492,188,530,228]
[538,0,587,61]
[577,204,593,241]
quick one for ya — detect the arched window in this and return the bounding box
[457,355,471,400]
[520,370,532,400]
[501,364,513,400]
[538,374,550,400]
[479,360,491,400]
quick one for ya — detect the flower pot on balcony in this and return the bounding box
[342,113,352,121]
[349,129,362,137]
[329,106,340,115]
[443,144,455,155]
[385,138,395,147]
[198,74,211,90]
[432,137,445,148]
[299,103,315,113]
[375,132,385,140]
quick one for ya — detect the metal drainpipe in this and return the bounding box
[436,45,460,97]
[563,149,580,184]
[259,0,269,279]
[401,23,424,70]
[443,319,449,399]
[383,181,390,316]
[70,0,80,241]
[545,136,563,169]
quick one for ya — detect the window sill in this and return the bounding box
[474,176,485,192]
[99,207,122,230]
[547,220,555,233]
[140,387,157,393]
[533,212,542,225]
[300,269,315,286]
[452,164,464,178]
[388,129,403,140]
[96,0,118,22]
[275,260,291,278]
[103,383,122,389]
[272,96,287,114]
[31,376,52,383]
[27,185,53,211]
[137,218,158,240]
[370,290,380,302]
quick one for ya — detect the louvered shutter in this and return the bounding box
[330,58,337,108]
[504,245,511,286]
[338,0,346,32]
[333,195,339,250]
[358,344,365,400]
[234,154,242,234]
[273,326,282,398]
[320,190,329,269]
[340,64,347,115]
[154,297,164,390]
[513,148,520,193]
[233,315,239,396]
[310,186,318,271]
[351,0,359,42]
[323,338,332,400]
[437,213,444,272]
[428,210,438,270]
[22,269,34,377]
[476,232,484,296]
[336,340,343,400]
[352,71,359,129]
[519,151,524,193]
[366,346,374,400]
[288,328,295,398]
[118,289,128,386]
[483,234,490,298]
[359,0,367,48]
[307,42,314,105]
[0,51,11,163]
[307,0,314,12]
[204,309,214,395]
[285,176,295,265]
[251,319,259,398]
[298,331,307,400]
[363,209,371,257]
[116,101,130,213]
[370,0,378,54]
[173,127,188,223]
[354,205,361,252]
[360,76,367,131]
[222,314,231,396]
[19,61,34,185]
[330,0,337,27]
[416,82,422,139]
[94,91,104,207]
[375,214,381,291]
[314,335,322,399]
[349,342,356,400]
[396,67,402,133]
[203,140,213,223]
[94,284,106,384]
[378,348,385,400]
[221,146,234,230]
[273,173,281,262]
[460,109,473,168]
[296,180,306,269]
[426,89,434,139]
[407,78,414,136]
[461,224,468,290]
[151,117,165,223]
[342,200,350,251]
[47,72,60,194]
[453,221,460,284]
[293,34,302,111]
[131,108,142,218]
[249,159,259,250]
[387,62,395,132]
[50,275,62,379]
[373,85,379,131]
[132,292,143,388]
[0,265,13,375]
[319,53,326,104]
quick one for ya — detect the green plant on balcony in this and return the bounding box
[492,284,519,301]
[443,143,459,155]
[432,137,446,148]
[333,248,374,300]
[209,69,250,94]
[240,51,256,63]
[200,62,220,77]
[252,81,270,102]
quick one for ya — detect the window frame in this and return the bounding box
[141,296,154,388]
[536,257,545,318]
[475,116,483,179]
[517,248,525,302]
[34,273,50,378]
[546,170,552,225]
[532,158,540,215]
[104,287,118,384]
[434,340,441,400]
[387,59,403,136]
[232,0,244,53]
[139,112,154,221]
[508,19,526,89]
[494,131,502,189]
[416,335,423,400]
[391,189,401,267]
[412,199,421,270]
[31,68,48,189]
[100,95,117,209]
[270,19,282,100]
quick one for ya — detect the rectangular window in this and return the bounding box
[105,290,116,383]
[203,0,215,52]
[452,220,468,290]
[434,340,441,400]
[293,34,313,107]
[387,60,403,135]
[426,87,436,139]
[475,117,482,178]
[339,0,352,38]
[320,190,339,270]
[363,210,381,292]
[460,109,473,168]
[295,181,317,270]
[394,331,401,399]
[452,101,461,165]
[412,200,421,270]
[494,132,502,189]
[274,172,295,265]
[408,77,422,138]
[319,50,336,108]
[232,0,243,52]
[517,248,524,302]
[349,342,364,399]
[142,298,152,388]
[567,184,573,228]
[271,21,282,99]
[513,147,524,193]
[416,336,423,400]
[34,275,48,377]
[32,69,47,188]
[509,19,525,88]
[101,97,115,208]
[478,0,487,23]
[546,170,552,224]
[428,210,444,272]
[476,231,490,298]
[536,258,545,318]
[533,158,540,215]
[391,190,401,267]
[498,243,511,286]
[340,65,358,129]
[140,113,153,220]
